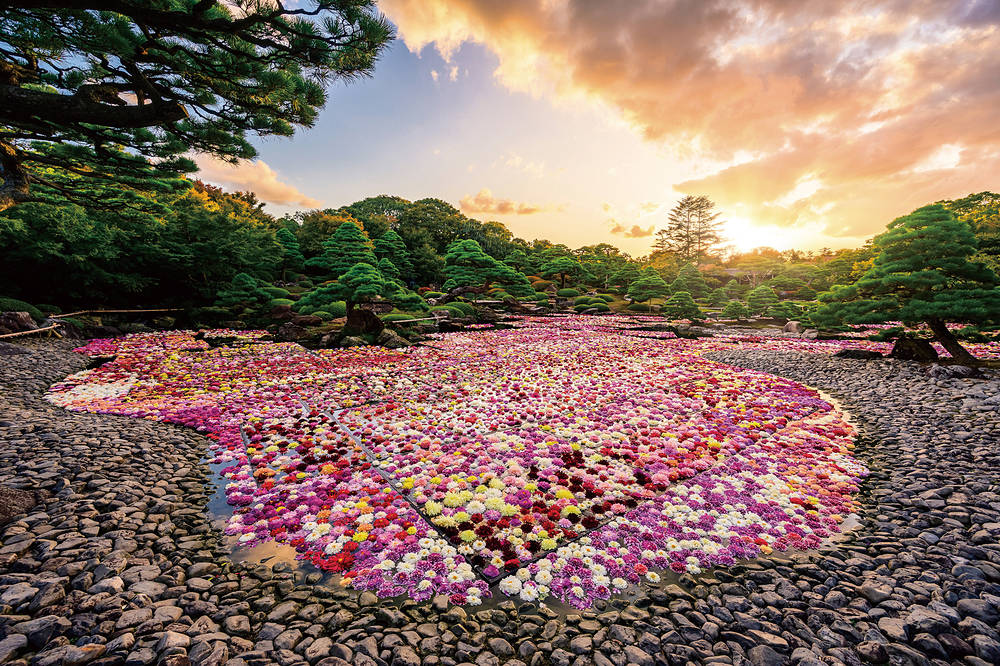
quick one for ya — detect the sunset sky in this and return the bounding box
[197,0,1000,255]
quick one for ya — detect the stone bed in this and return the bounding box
[0,339,998,666]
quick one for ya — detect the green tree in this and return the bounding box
[295,210,364,256]
[609,264,641,290]
[813,204,1000,363]
[373,230,413,280]
[276,228,305,279]
[662,291,703,319]
[654,195,724,262]
[0,1,392,211]
[215,272,271,314]
[724,278,746,299]
[722,300,749,319]
[939,192,1000,275]
[377,257,400,282]
[440,239,530,295]
[707,288,728,306]
[747,285,779,315]
[540,256,588,289]
[675,264,709,297]
[504,249,531,273]
[628,271,671,306]
[305,221,375,277]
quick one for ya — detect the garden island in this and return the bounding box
[1,2,999,666]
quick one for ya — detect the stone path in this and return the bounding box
[0,340,998,666]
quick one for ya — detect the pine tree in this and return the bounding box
[722,300,750,319]
[747,285,779,315]
[373,230,413,279]
[707,288,728,306]
[676,264,709,297]
[609,264,641,290]
[724,279,745,299]
[628,272,671,305]
[276,228,305,279]
[540,256,588,289]
[814,204,1000,363]
[662,291,703,319]
[0,2,392,211]
[654,195,724,262]
[441,239,532,295]
[215,273,271,314]
[306,222,376,277]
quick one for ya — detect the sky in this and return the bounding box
[197,0,1000,255]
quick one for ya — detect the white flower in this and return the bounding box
[499,577,522,595]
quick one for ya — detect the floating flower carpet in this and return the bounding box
[46,319,878,608]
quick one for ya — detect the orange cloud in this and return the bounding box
[195,156,322,207]
[609,221,654,238]
[381,0,1000,239]
[459,188,547,215]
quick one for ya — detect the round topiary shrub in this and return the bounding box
[264,286,290,298]
[382,313,416,323]
[532,280,554,291]
[430,305,466,318]
[327,301,347,318]
[312,310,334,321]
[557,288,581,298]
[0,297,44,322]
[573,296,593,306]
[423,291,445,299]
[534,292,550,301]
[627,303,651,312]
[591,302,610,312]
[596,294,615,303]
[449,301,475,316]
[269,298,294,307]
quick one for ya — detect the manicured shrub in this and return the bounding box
[269,298,294,307]
[423,291,445,299]
[627,303,651,312]
[327,301,347,318]
[382,313,416,323]
[264,286,290,298]
[35,304,62,314]
[430,305,466,318]
[557,288,580,298]
[575,301,610,313]
[312,310,334,321]
[662,291,703,319]
[0,297,43,321]
[573,296,593,306]
[449,301,475,316]
[721,300,749,319]
[596,294,615,303]
[534,292,550,301]
[531,280,554,290]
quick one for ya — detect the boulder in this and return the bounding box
[344,307,384,336]
[928,364,981,379]
[0,311,37,334]
[801,329,818,340]
[782,320,803,334]
[339,336,366,348]
[291,314,323,327]
[375,330,410,349]
[890,337,938,361]
[275,322,307,341]
[269,304,293,320]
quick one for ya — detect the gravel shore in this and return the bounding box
[1,340,999,666]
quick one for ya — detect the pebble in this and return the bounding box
[0,339,996,666]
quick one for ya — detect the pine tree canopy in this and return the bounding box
[0,1,393,211]
[813,205,1000,361]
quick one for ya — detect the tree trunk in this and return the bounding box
[926,318,977,365]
